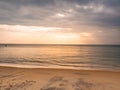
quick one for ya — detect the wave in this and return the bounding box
[0,63,120,72]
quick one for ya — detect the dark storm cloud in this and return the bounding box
[0,0,120,29]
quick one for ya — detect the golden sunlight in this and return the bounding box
[56,13,65,17]
[81,32,92,37]
[0,24,97,44]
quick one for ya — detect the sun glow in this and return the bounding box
[81,32,92,37]
[0,24,97,44]
[0,24,64,32]
[54,33,79,39]
[56,13,65,17]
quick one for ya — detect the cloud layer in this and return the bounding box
[0,0,119,27]
[0,0,120,44]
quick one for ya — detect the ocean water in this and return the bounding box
[0,44,120,71]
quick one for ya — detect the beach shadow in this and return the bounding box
[41,76,94,90]
[41,76,68,90]
[72,78,93,90]
[0,80,36,90]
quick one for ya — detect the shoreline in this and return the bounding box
[0,64,120,73]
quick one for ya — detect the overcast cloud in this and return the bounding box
[0,0,120,44]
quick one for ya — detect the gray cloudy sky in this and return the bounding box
[0,0,120,44]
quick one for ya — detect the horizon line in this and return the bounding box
[0,43,120,46]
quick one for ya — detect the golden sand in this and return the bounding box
[0,66,120,90]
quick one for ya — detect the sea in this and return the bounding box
[0,44,120,71]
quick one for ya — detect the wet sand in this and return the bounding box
[0,66,120,90]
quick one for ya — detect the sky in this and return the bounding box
[0,0,120,44]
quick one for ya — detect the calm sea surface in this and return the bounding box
[0,44,120,71]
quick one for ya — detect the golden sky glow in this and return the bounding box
[0,24,97,44]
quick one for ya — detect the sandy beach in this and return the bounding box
[0,66,119,90]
